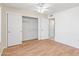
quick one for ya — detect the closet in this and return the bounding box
[22,16,38,41]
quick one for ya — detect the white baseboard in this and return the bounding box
[55,39,79,49]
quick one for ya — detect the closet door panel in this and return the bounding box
[8,12,22,47]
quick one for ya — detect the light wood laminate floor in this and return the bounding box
[2,39,79,56]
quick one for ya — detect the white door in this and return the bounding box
[8,12,22,47]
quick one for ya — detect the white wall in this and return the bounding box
[22,16,38,41]
[54,6,79,48]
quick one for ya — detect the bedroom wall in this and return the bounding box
[54,6,79,48]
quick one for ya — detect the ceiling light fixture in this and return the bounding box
[36,3,50,13]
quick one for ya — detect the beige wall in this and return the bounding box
[0,7,1,52]
[0,7,1,43]
[1,7,7,49]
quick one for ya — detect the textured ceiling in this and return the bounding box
[1,3,79,14]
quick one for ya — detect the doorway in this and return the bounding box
[22,16,38,42]
[49,18,55,39]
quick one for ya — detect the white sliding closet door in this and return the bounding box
[8,12,22,47]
